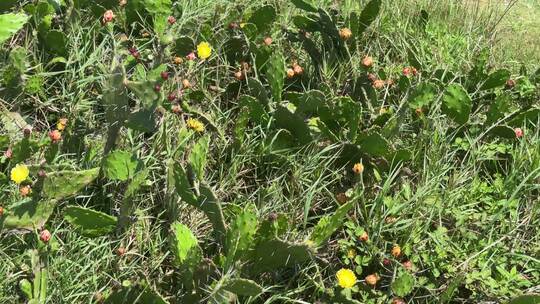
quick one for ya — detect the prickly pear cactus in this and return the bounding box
[250,239,314,274]
[265,51,286,102]
[0,199,57,231]
[41,168,100,200]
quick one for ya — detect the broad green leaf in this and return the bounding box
[0,13,29,44]
[102,150,142,181]
[247,78,269,108]
[222,278,263,296]
[42,168,100,200]
[125,0,172,24]
[441,83,471,125]
[126,109,157,132]
[1,111,30,140]
[0,0,19,13]
[488,126,515,139]
[309,200,354,247]
[64,206,117,237]
[103,64,129,125]
[391,272,415,297]
[480,69,511,90]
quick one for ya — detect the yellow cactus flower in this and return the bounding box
[336,268,357,289]
[186,118,205,133]
[57,118,68,131]
[11,164,29,184]
[197,42,212,60]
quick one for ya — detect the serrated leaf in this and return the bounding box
[102,150,142,181]
[441,83,471,125]
[309,200,354,247]
[42,168,99,200]
[0,13,29,44]
[480,69,511,90]
[222,278,263,296]
[391,272,415,297]
[64,206,117,237]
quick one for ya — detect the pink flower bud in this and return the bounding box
[514,127,523,138]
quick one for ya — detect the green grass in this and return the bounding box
[0,0,539,303]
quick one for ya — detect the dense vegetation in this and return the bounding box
[1,0,539,303]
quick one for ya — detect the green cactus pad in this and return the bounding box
[0,199,57,231]
[441,84,471,125]
[265,52,286,102]
[224,208,258,267]
[222,278,263,296]
[309,200,354,247]
[64,206,118,237]
[42,168,99,200]
[170,222,202,271]
[391,271,415,297]
[251,239,313,274]
[188,135,210,181]
[102,150,143,181]
[480,69,511,90]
